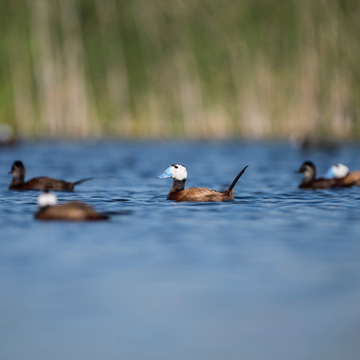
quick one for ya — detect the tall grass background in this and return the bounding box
[1,0,360,139]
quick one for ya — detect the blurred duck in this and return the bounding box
[296,161,350,189]
[0,124,17,147]
[290,134,338,152]
[9,160,92,191]
[324,163,360,186]
[157,164,248,202]
[35,192,108,221]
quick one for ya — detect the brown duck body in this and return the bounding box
[35,202,108,221]
[9,161,91,191]
[339,171,360,186]
[299,178,342,190]
[167,183,235,202]
[10,176,87,191]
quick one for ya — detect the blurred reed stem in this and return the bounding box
[1,0,360,139]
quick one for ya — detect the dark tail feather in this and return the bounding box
[225,165,249,193]
[73,177,93,186]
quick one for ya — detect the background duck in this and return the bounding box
[157,164,248,202]
[0,124,17,147]
[9,160,92,191]
[35,192,108,221]
[296,161,350,189]
[324,163,360,186]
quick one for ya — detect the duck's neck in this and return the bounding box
[302,168,316,184]
[11,173,25,186]
[170,179,186,192]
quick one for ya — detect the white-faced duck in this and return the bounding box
[157,164,248,202]
[35,192,108,221]
[324,163,360,186]
[9,161,92,191]
[296,161,351,189]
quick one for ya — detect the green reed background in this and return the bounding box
[1,0,360,139]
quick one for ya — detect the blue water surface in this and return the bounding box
[1,140,360,360]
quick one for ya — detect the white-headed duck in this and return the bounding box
[157,164,248,202]
[9,161,92,191]
[324,163,360,186]
[35,192,108,221]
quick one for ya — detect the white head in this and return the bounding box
[157,164,188,181]
[37,191,58,208]
[323,163,350,179]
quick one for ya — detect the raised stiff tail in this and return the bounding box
[73,177,93,186]
[226,165,249,193]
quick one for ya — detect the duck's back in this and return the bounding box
[341,171,360,186]
[11,177,74,191]
[35,202,107,221]
[299,178,337,189]
[168,187,233,202]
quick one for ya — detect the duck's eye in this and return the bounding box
[174,165,178,169]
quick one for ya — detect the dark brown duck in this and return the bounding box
[9,161,92,191]
[296,161,350,189]
[35,192,108,221]
[157,164,248,202]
